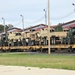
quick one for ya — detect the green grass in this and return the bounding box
[0,52,75,70]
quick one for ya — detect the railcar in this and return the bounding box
[0,27,75,52]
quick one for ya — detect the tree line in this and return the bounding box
[0,24,14,32]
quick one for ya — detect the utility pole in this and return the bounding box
[2,17,5,33]
[43,9,47,25]
[48,0,50,54]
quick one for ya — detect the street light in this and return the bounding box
[72,3,75,6]
[2,17,5,33]
[20,15,24,32]
[72,3,75,12]
[20,15,25,46]
[43,9,47,25]
[48,0,50,54]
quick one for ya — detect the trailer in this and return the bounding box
[0,44,75,52]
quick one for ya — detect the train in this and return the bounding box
[0,27,75,52]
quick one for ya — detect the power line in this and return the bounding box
[12,15,45,27]
[51,11,75,20]
[25,16,45,24]
[14,21,21,26]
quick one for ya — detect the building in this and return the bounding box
[60,20,75,31]
[0,20,75,40]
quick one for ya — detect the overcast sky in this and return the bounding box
[0,0,75,28]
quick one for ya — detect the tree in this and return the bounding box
[0,24,4,32]
[0,24,14,32]
[7,24,14,29]
[55,24,63,32]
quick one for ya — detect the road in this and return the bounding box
[0,65,75,75]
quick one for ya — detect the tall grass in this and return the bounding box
[0,53,75,70]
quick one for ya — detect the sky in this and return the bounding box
[0,0,75,29]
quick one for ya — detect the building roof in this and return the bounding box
[0,27,23,35]
[24,24,57,32]
[61,20,75,26]
[57,20,75,28]
[54,20,75,30]
[7,27,23,32]
[24,24,47,32]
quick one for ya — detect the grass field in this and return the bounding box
[0,52,75,70]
